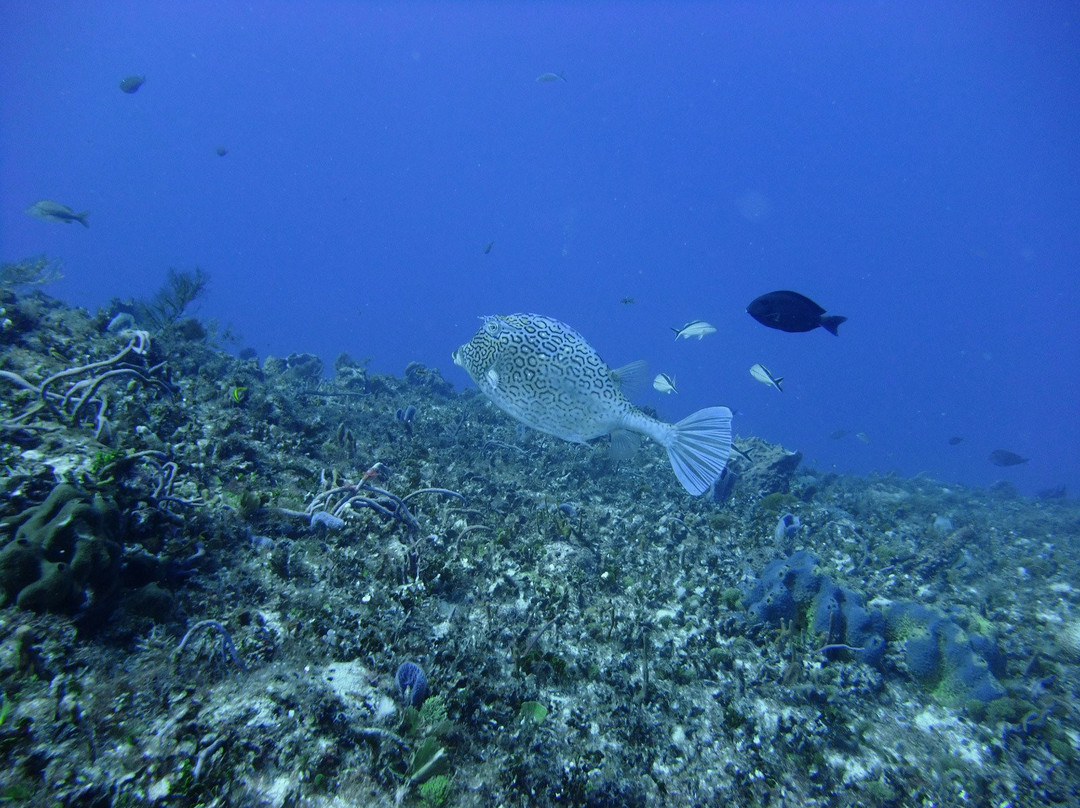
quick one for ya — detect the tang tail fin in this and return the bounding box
[76,211,90,228]
[663,406,733,496]
[820,315,846,336]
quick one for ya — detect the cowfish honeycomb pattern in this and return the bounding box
[454,313,637,443]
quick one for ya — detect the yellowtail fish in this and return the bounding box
[671,320,716,341]
[652,373,677,394]
[453,314,732,495]
[749,363,783,392]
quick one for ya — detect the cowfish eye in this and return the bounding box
[483,318,500,337]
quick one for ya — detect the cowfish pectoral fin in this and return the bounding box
[663,407,733,496]
[609,360,649,396]
[609,429,640,462]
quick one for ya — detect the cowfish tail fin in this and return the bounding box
[820,315,846,336]
[663,406,732,496]
[76,211,90,228]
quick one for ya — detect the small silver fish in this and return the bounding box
[652,373,678,394]
[26,200,89,228]
[453,314,732,495]
[671,320,716,341]
[749,363,783,392]
[535,71,566,83]
[730,444,754,464]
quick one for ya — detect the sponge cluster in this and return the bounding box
[743,550,1005,705]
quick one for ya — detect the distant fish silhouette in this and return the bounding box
[484,241,494,254]
[1035,485,1066,500]
[989,449,1028,467]
[948,436,965,446]
[536,71,566,83]
[119,75,145,94]
[829,429,849,440]
[747,290,846,335]
[26,200,89,227]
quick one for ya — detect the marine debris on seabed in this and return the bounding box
[0,287,1078,807]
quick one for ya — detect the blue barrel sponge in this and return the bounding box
[743,550,821,620]
[784,550,822,603]
[935,623,1005,706]
[969,633,1007,679]
[810,582,845,640]
[886,603,1005,706]
[810,582,887,667]
[395,661,428,707]
[856,635,887,668]
[842,600,887,668]
[747,580,797,625]
[884,601,937,644]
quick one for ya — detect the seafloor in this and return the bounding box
[0,287,1077,808]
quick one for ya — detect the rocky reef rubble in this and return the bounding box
[0,288,1078,807]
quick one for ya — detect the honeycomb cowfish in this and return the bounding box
[453,313,733,495]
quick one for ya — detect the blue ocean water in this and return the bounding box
[2,1,1077,497]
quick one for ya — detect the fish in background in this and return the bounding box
[989,449,1029,467]
[536,71,567,83]
[26,200,89,228]
[453,313,732,496]
[948,436,965,446]
[749,363,783,392]
[747,290,846,335]
[653,373,678,394]
[119,75,145,93]
[671,320,716,341]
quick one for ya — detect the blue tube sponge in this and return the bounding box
[395,661,428,707]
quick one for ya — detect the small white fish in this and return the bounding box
[671,320,716,341]
[749,363,783,392]
[535,71,566,83]
[653,373,678,394]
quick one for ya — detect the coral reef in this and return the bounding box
[0,288,1078,807]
